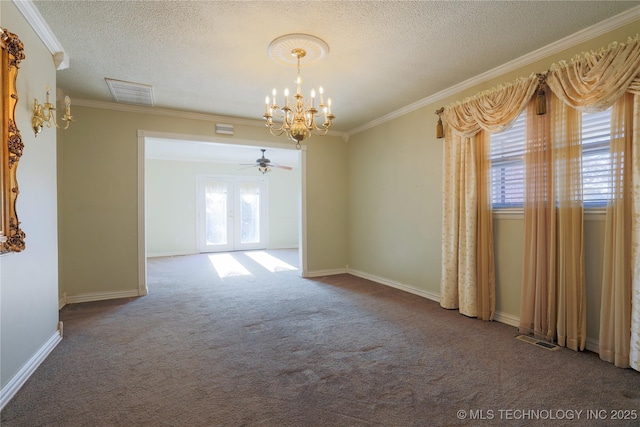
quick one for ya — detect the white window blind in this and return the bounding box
[582,108,612,206]
[489,108,613,209]
[490,113,525,208]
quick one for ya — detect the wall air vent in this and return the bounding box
[105,78,154,106]
[215,124,234,135]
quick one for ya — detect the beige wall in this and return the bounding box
[145,158,300,256]
[58,106,347,298]
[1,2,60,392]
[347,20,640,344]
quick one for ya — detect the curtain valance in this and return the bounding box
[441,35,640,136]
[443,76,537,138]
[547,37,640,112]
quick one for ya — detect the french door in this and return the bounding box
[197,175,266,253]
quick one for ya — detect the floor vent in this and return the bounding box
[516,334,559,351]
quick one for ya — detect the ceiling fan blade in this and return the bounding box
[239,163,259,166]
[271,164,293,170]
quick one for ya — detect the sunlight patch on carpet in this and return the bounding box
[246,251,298,272]
[208,254,253,278]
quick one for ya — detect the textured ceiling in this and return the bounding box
[32,1,640,134]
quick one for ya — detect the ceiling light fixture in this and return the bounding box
[263,34,335,149]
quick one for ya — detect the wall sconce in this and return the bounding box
[32,86,73,136]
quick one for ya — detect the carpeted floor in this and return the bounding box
[2,249,639,426]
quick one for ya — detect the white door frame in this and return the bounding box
[137,130,308,296]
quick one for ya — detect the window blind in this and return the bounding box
[582,108,612,206]
[489,108,613,208]
[490,113,526,208]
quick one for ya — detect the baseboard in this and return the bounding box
[305,268,348,278]
[585,336,599,353]
[65,289,141,304]
[147,251,196,258]
[493,311,519,327]
[347,268,441,302]
[0,330,62,410]
[58,292,67,310]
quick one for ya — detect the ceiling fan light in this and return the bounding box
[258,165,271,174]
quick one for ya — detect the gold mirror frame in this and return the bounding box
[1,28,26,253]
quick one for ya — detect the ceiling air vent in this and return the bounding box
[215,124,234,135]
[105,78,154,106]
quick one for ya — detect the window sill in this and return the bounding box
[492,207,607,221]
[493,208,523,220]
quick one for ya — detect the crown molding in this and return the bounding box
[73,98,345,139]
[12,0,69,70]
[345,5,640,138]
[73,98,265,126]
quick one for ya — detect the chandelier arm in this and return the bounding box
[267,127,286,137]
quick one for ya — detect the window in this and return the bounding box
[490,108,613,209]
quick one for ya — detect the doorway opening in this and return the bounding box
[137,131,307,296]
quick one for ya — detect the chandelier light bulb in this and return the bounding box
[64,96,71,115]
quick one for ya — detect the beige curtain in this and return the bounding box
[441,76,537,320]
[630,87,640,371]
[600,93,634,367]
[441,132,479,316]
[519,98,556,341]
[552,93,586,351]
[545,36,640,362]
[475,131,495,320]
[519,93,586,350]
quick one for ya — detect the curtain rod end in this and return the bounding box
[436,108,444,139]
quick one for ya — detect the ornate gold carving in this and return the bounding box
[1,28,26,253]
[1,29,25,69]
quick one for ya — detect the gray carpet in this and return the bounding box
[2,249,639,426]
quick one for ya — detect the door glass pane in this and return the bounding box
[205,181,228,246]
[239,181,260,244]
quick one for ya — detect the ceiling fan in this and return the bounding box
[241,149,292,174]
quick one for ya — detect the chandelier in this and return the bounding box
[263,34,335,149]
